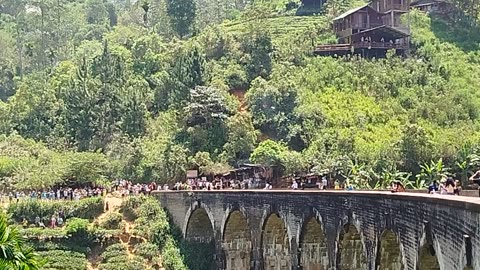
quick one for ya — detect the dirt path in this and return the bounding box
[87,195,127,270]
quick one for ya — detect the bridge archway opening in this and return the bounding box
[262,213,291,269]
[185,208,215,270]
[299,217,328,270]
[186,208,214,242]
[375,230,404,270]
[418,243,440,270]
[337,223,367,270]
[223,210,251,270]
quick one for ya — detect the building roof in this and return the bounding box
[353,25,410,39]
[333,4,372,21]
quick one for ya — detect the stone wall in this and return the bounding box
[155,191,480,270]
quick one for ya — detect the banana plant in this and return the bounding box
[416,158,449,187]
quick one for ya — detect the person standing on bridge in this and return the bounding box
[321,177,328,190]
[428,180,439,194]
[291,180,298,190]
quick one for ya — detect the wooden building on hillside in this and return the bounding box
[315,0,410,57]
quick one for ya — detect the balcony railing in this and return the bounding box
[354,41,409,49]
[351,22,383,29]
[315,42,408,53]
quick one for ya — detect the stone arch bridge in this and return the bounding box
[155,190,480,270]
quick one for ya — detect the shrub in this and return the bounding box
[132,197,170,248]
[98,260,147,270]
[100,243,128,262]
[162,237,188,270]
[20,227,66,239]
[27,239,91,254]
[99,244,148,270]
[134,242,160,260]
[119,196,147,221]
[39,250,87,270]
[65,218,90,240]
[99,212,123,230]
[8,197,104,223]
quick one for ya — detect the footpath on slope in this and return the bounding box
[87,194,151,270]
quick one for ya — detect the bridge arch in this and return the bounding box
[375,229,405,270]
[299,214,329,270]
[261,212,291,269]
[336,220,368,270]
[222,209,252,270]
[183,201,216,238]
[184,203,216,270]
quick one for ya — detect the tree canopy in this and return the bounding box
[0,0,479,189]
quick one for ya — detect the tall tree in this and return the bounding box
[166,0,195,37]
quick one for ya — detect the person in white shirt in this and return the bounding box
[322,177,328,190]
[291,181,298,190]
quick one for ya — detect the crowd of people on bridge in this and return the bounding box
[427,177,463,195]
[112,179,158,196]
[5,168,480,206]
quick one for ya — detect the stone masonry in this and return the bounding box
[155,190,480,270]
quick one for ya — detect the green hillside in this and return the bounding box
[1,0,480,191]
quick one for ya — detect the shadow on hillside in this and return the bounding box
[429,10,480,52]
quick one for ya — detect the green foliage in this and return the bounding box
[0,135,110,190]
[0,0,480,193]
[246,76,298,143]
[241,29,273,82]
[20,228,66,239]
[251,139,288,167]
[167,0,196,37]
[162,237,188,270]
[134,242,160,260]
[0,212,45,270]
[39,250,87,270]
[119,196,188,269]
[98,243,150,270]
[133,197,170,249]
[223,112,257,163]
[99,212,124,230]
[120,195,148,221]
[65,218,90,236]
[8,197,104,223]
[100,243,128,262]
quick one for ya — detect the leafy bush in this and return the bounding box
[27,240,91,254]
[99,212,124,230]
[134,242,160,260]
[39,250,87,270]
[65,218,90,240]
[99,244,148,270]
[8,197,104,223]
[119,195,148,221]
[100,243,128,262]
[132,197,170,249]
[162,237,188,270]
[20,227,66,239]
[98,260,147,270]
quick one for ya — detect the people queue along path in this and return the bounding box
[8,187,106,203]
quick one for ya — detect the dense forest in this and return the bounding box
[1,0,480,190]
